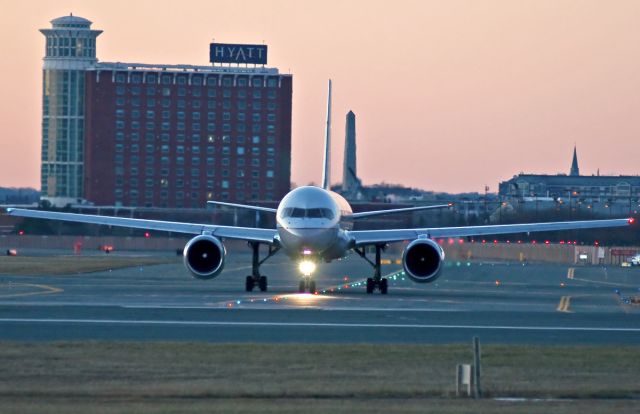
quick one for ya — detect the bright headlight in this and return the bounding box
[298,260,316,275]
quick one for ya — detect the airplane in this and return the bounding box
[7,80,635,294]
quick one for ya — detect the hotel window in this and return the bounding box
[207,89,216,98]
[206,77,217,86]
[177,100,186,109]
[131,132,139,141]
[192,112,201,120]
[116,85,125,95]
[116,132,124,141]
[145,122,155,130]
[131,86,141,95]
[147,98,156,107]
[177,76,187,85]
[116,97,125,106]
[252,77,263,87]
[162,98,170,108]
[161,122,170,131]
[206,157,214,165]
[223,89,231,98]
[131,98,141,107]
[131,121,140,130]
[238,90,247,98]
[267,102,276,111]
[193,89,201,97]
[146,86,155,95]
[237,101,246,110]
[116,109,124,118]
[251,159,260,167]
[162,88,171,97]
[191,168,199,177]
[146,74,157,84]
[178,87,186,97]
[177,168,184,177]
[207,100,216,109]
[222,77,232,87]
[116,74,126,83]
[266,170,274,178]
[237,146,245,155]
[253,101,261,110]
[192,133,201,142]
[221,180,229,189]
[146,110,155,119]
[267,78,277,87]
[237,77,248,87]
[268,90,277,99]
[192,76,203,86]
[223,100,231,109]
[267,114,276,122]
[253,90,262,99]
[192,146,200,154]
[193,100,201,108]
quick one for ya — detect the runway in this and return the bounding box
[1,251,639,344]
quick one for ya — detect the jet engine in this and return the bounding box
[183,235,226,280]
[402,238,445,283]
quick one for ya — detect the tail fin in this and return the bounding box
[321,79,332,190]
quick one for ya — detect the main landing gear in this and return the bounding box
[355,244,388,295]
[245,242,279,292]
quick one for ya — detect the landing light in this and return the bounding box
[299,260,316,276]
[629,218,636,225]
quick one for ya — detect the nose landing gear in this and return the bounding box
[298,277,316,294]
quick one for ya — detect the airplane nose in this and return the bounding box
[279,227,338,252]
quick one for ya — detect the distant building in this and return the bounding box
[40,15,292,208]
[499,147,640,215]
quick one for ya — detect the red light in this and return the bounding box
[517,240,522,244]
[532,240,537,244]
[559,240,565,245]
[144,232,150,238]
[594,241,599,246]
[493,240,498,244]
[544,240,550,245]
[506,240,511,244]
[18,230,24,236]
[482,240,486,244]
[629,218,636,224]
[458,239,464,244]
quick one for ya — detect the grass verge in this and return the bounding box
[0,255,179,276]
[0,342,638,413]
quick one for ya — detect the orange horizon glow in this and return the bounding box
[1,0,640,194]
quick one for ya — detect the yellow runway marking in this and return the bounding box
[557,296,572,312]
[567,268,575,279]
[0,283,63,298]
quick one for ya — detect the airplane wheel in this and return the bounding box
[245,276,255,292]
[366,278,374,294]
[380,278,388,295]
[258,276,268,292]
[309,280,316,294]
[298,280,306,293]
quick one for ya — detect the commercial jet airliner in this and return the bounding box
[7,81,634,294]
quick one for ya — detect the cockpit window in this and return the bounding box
[281,207,334,219]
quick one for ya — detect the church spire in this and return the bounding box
[570,145,580,176]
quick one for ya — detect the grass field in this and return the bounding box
[0,342,638,413]
[0,255,179,276]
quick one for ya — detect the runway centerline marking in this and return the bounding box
[1,318,639,333]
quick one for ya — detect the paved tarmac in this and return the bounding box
[1,249,639,344]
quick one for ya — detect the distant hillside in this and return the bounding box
[0,187,39,204]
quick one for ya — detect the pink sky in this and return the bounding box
[1,0,639,193]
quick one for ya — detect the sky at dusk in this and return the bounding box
[1,0,639,193]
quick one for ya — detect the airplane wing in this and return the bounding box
[207,201,277,214]
[351,204,452,219]
[349,218,634,246]
[6,208,278,244]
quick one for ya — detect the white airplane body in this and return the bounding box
[7,81,635,294]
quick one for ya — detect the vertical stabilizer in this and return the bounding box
[321,79,332,190]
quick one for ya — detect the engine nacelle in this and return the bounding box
[183,235,226,280]
[402,238,445,283]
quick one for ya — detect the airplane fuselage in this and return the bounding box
[276,186,353,262]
